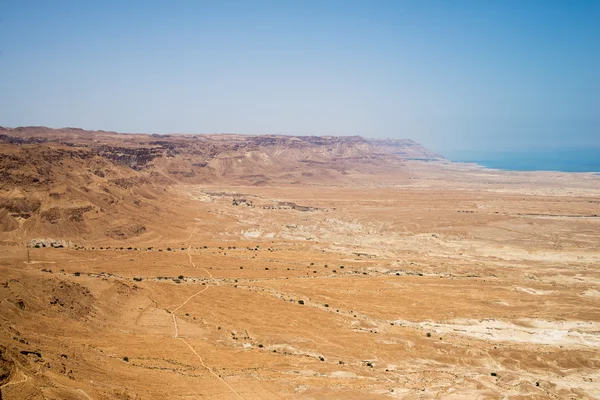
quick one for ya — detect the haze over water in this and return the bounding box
[446,149,600,173]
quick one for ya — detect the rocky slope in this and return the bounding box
[0,126,436,243]
[367,138,443,161]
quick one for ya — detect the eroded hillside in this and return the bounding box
[1,127,599,399]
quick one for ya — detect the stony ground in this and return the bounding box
[1,164,599,399]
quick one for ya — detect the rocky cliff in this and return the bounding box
[367,138,443,161]
[0,126,440,238]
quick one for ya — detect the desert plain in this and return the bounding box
[0,127,599,399]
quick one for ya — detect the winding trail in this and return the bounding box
[166,214,244,399]
[185,221,213,278]
[172,286,209,315]
[180,337,244,400]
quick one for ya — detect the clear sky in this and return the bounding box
[0,0,598,153]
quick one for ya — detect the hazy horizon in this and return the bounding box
[1,0,598,153]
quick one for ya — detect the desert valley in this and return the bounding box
[0,126,599,399]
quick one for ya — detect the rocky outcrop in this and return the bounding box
[95,146,164,170]
[105,224,147,240]
[367,138,443,160]
[0,209,19,231]
[28,238,73,248]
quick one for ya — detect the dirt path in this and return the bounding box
[77,388,93,400]
[164,212,244,399]
[185,220,213,278]
[179,337,244,399]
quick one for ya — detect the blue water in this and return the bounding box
[445,149,600,173]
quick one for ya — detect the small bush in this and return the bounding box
[74,272,81,277]
[123,356,129,362]
[178,275,184,279]
[298,300,305,305]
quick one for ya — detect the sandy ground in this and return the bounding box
[1,163,600,399]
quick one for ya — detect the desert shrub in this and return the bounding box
[178,275,184,279]
[123,356,129,362]
[298,300,304,305]
[74,272,81,276]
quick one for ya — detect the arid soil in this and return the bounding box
[1,127,599,399]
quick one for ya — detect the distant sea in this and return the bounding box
[445,149,600,173]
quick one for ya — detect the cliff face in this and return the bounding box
[0,127,428,184]
[0,126,441,237]
[367,138,444,161]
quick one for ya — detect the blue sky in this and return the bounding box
[0,0,598,153]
